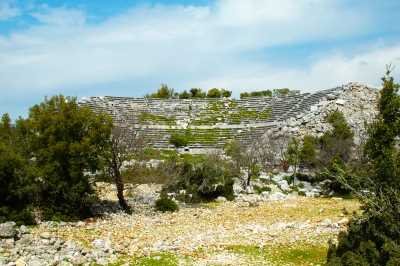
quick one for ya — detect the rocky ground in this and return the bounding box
[0,182,359,266]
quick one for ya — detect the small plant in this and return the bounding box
[253,185,271,194]
[283,175,295,185]
[294,172,312,182]
[169,133,189,147]
[155,196,179,212]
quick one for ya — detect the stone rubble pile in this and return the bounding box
[0,222,119,266]
[232,172,327,206]
[279,83,378,144]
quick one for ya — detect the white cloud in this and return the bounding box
[0,0,20,20]
[31,6,86,26]
[0,0,398,103]
[195,44,400,95]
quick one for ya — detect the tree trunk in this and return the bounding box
[246,166,252,187]
[114,169,131,214]
[112,157,131,214]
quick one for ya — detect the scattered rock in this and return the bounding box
[40,232,51,239]
[92,239,112,253]
[18,225,29,235]
[215,196,227,203]
[15,258,27,266]
[338,217,349,225]
[335,99,346,106]
[268,192,287,201]
[332,197,343,201]
[0,222,16,239]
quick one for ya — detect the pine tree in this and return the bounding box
[327,69,400,265]
[364,69,400,187]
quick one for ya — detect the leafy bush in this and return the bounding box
[190,88,206,98]
[178,90,191,99]
[17,95,112,221]
[165,154,237,202]
[147,84,175,99]
[273,88,291,96]
[221,89,232,98]
[169,133,189,147]
[303,111,356,194]
[283,175,295,185]
[155,196,179,212]
[293,172,313,182]
[240,90,272,98]
[207,88,222,98]
[0,137,36,224]
[0,114,37,224]
[300,135,317,168]
[253,184,271,194]
[319,111,354,167]
[285,138,301,175]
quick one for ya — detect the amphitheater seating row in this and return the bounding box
[79,87,341,149]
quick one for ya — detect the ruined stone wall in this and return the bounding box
[80,83,379,149]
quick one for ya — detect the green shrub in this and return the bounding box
[190,88,206,98]
[155,196,179,212]
[273,88,291,96]
[253,185,271,194]
[221,89,232,98]
[207,88,222,98]
[147,84,175,99]
[294,172,312,182]
[240,92,250,98]
[318,111,354,167]
[309,110,356,194]
[0,114,37,224]
[300,135,317,168]
[16,96,112,221]
[283,175,295,185]
[169,133,189,147]
[165,154,237,202]
[240,90,272,98]
[178,90,191,99]
[298,191,306,196]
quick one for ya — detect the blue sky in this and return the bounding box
[1,0,400,118]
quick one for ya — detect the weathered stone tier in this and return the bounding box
[80,83,378,150]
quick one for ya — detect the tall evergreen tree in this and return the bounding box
[364,69,400,187]
[327,69,400,265]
